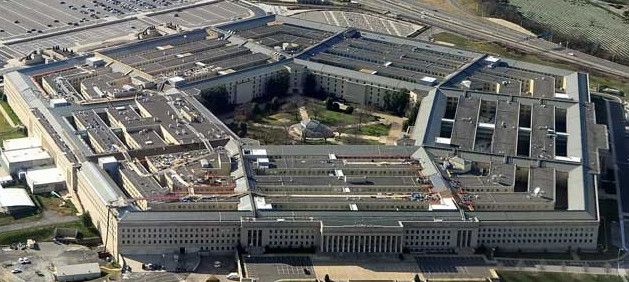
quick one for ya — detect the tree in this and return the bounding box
[237,122,247,137]
[199,86,232,114]
[382,89,409,116]
[303,73,321,98]
[414,274,421,282]
[332,102,340,112]
[624,10,629,24]
[266,69,290,97]
[406,104,420,127]
[251,102,261,116]
[345,106,354,114]
[234,103,252,124]
[324,274,331,282]
[81,212,93,228]
[325,97,334,111]
[271,96,280,111]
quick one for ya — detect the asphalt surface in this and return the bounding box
[357,0,629,79]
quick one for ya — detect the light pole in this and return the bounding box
[618,248,625,278]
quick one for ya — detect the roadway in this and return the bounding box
[356,0,629,79]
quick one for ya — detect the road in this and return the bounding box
[357,0,629,79]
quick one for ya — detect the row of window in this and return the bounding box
[406,236,451,241]
[270,241,314,246]
[406,230,452,235]
[269,229,316,234]
[406,241,451,246]
[267,169,414,176]
[480,227,595,233]
[121,233,239,239]
[270,235,316,240]
[479,233,594,238]
[121,228,238,233]
[121,239,236,245]
[480,238,593,244]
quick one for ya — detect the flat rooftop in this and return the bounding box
[3,137,40,151]
[74,110,126,153]
[2,147,51,163]
[304,34,474,85]
[236,23,334,52]
[26,166,65,185]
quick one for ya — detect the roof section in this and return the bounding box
[56,263,100,277]
[0,188,35,208]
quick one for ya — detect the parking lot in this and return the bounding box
[245,255,315,281]
[0,0,200,40]
[0,242,101,282]
[6,19,150,56]
[293,11,423,37]
[147,1,254,29]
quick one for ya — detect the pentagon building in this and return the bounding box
[1,14,608,258]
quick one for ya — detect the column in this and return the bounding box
[393,236,398,253]
[352,236,356,252]
[361,236,366,252]
[378,236,382,252]
[342,236,346,253]
[383,236,387,252]
[349,236,353,253]
[328,236,332,252]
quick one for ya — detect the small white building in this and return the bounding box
[0,147,53,174]
[0,187,36,215]
[55,263,101,282]
[2,136,40,151]
[26,166,65,194]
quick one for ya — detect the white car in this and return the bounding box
[226,272,239,280]
[19,258,30,264]
[11,269,22,274]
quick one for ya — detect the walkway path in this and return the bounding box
[298,106,309,121]
[493,256,629,281]
[0,211,78,233]
[364,110,407,145]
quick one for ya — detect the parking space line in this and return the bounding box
[0,4,49,29]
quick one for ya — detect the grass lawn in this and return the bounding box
[0,220,100,244]
[494,252,574,260]
[498,271,624,282]
[0,212,43,227]
[358,123,391,137]
[0,100,21,125]
[431,32,629,101]
[246,124,293,145]
[308,104,378,127]
[338,136,383,145]
[259,112,300,126]
[35,195,78,217]
[0,102,25,142]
